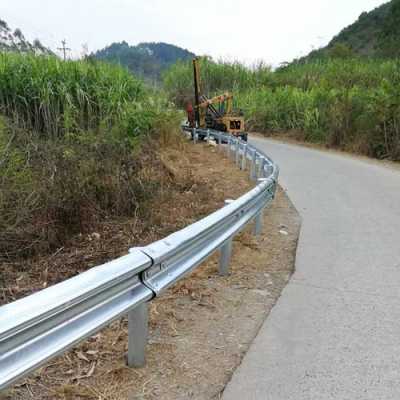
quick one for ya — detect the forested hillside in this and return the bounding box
[92,41,195,81]
[306,0,400,59]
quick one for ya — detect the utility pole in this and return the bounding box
[57,39,71,61]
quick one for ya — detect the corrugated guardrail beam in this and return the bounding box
[0,250,153,390]
[0,128,279,391]
[139,176,275,295]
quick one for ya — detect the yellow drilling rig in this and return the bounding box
[187,57,247,142]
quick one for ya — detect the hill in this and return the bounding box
[305,0,400,60]
[92,41,195,81]
[0,18,49,54]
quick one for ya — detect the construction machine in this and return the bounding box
[187,58,247,142]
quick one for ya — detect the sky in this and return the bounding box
[0,0,387,65]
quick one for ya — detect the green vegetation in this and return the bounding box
[0,53,151,137]
[0,53,181,258]
[164,57,400,160]
[245,59,400,160]
[2,0,400,258]
[164,57,272,106]
[305,0,400,60]
[92,41,195,82]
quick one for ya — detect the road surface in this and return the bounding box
[223,138,400,400]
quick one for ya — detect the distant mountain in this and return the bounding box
[303,0,400,60]
[0,18,49,54]
[92,41,195,81]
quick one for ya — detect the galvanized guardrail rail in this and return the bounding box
[0,128,279,391]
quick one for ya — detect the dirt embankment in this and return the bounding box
[1,141,301,400]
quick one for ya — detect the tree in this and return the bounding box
[328,43,355,59]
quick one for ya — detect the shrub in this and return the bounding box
[0,55,182,258]
[163,56,400,160]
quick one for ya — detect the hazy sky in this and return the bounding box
[1,0,387,65]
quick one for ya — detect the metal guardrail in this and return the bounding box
[0,128,279,391]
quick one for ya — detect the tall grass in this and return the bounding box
[164,57,400,160]
[274,59,400,90]
[163,57,273,106]
[0,53,182,258]
[0,53,154,138]
[242,59,400,159]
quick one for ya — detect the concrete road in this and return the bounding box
[223,138,400,400]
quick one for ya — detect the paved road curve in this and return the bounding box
[223,138,400,400]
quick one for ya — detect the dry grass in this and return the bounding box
[1,142,301,400]
[0,141,251,304]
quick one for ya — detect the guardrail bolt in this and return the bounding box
[127,302,148,368]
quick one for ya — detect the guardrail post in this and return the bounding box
[241,144,247,170]
[127,302,148,367]
[218,133,222,150]
[230,139,236,161]
[219,239,233,276]
[258,157,267,178]
[253,179,268,236]
[207,129,211,144]
[235,140,240,166]
[254,212,263,236]
[193,128,197,144]
[219,199,234,276]
[226,137,231,157]
[250,150,257,181]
